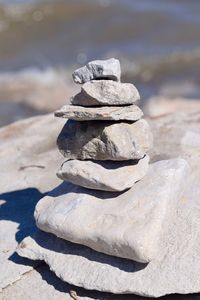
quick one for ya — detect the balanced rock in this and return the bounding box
[34,158,189,264]
[55,104,143,121]
[72,58,121,83]
[57,155,149,192]
[71,80,140,106]
[57,119,153,161]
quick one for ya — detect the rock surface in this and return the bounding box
[55,104,143,121]
[34,158,188,264]
[18,151,200,298]
[71,80,140,106]
[57,155,149,192]
[0,114,65,292]
[57,119,153,161]
[1,107,200,299]
[72,58,121,83]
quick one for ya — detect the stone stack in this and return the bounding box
[17,59,190,297]
[55,58,153,192]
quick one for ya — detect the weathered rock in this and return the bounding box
[72,58,121,83]
[71,80,140,106]
[34,159,188,264]
[57,119,153,161]
[55,104,143,121]
[0,114,65,292]
[2,108,200,299]
[57,155,149,192]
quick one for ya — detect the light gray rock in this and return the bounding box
[57,119,153,161]
[0,114,65,292]
[57,155,149,192]
[55,104,143,121]
[2,108,200,299]
[16,165,200,298]
[71,80,140,106]
[33,159,188,264]
[72,58,121,83]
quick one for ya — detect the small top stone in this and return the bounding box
[72,58,121,83]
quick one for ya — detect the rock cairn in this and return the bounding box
[17,58,189,297]
[55,58,153,192]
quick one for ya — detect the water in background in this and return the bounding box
[0,0,200,125]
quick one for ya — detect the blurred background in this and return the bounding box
[0,0,200,126]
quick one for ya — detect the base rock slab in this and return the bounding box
[34,159,188,263]
[18,156,200,298]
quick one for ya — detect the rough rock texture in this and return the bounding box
[18,135,200,297]
[71,80,140,106]
[2,107,200,299]
[34,158,188,264]
[0,114,65,292]
[57,155,149,192]
[18,151,199,298]
[72,58,121,83]
[57,119,153,161]
[55,104,143,121]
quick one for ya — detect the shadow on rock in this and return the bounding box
[0,187,47,265]
[31,230,147,273]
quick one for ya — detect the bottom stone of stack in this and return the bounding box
[33,158,188,264]
[57,155,149,192]
[18,173,200,298]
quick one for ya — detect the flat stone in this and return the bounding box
[33,159,188,264]
[72,58,121,83]
[71,80,140,106]
[55,104,143,121]
[57,119,153,161]
[57,155,149,192]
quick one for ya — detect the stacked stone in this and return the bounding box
[17,58,190,297]
[55,58,153,192]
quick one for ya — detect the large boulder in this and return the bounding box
[72,58,121,83]
[34,158,188,264]
[57,155,149,192]
[71,80,140,106]
[57,119,153,161]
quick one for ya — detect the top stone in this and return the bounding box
[72,58,121,83]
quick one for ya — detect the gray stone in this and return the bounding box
[0,114,65,292]
[72,58,121,83]
[55,104,143,121]
[71,80,140,106]
[33,158,188,264]
[57,119,153,161]
[57,155,149,192]
[17,159,197,298]
[2,108,200,299]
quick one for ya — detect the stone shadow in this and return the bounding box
[0,187,46,265]
[49,181,125,199]
[29,230,147,273]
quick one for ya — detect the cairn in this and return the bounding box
[18,58,189,296]
[55,58,153,192]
